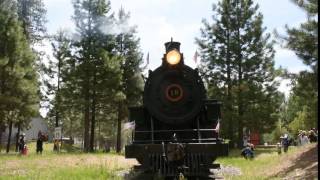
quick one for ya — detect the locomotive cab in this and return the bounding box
[125,40,229,178]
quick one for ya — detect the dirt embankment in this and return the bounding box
[271,143,318,179]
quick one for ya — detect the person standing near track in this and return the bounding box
[36,131,44,154]
[281,134,290,153]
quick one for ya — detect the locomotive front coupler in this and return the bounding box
[161,141,167,162]
[162,134,189,175]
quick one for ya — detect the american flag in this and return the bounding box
[142,52,149,69]
[214,121,220,133]
[193,50,198,63]
[146,52,149,65]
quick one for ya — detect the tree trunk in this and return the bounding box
[84,85,90,152]
[116,103,122,153]
[70,116,73,139]
[0,129,2,152]
[6,121,13,153]
[55,58,61,127]
[237,42,243,148]
[236,0,244,148]
[89,70,96,152]
[83,0,93,153]
[226,27,234,147]
[98,114,101,150]
[15,122,21,152]
[0,124,4,152]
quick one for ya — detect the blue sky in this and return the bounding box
[42,0,309,94]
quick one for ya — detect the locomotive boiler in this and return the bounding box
[125,40,229,179]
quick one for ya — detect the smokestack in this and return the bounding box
[164,38,181,53]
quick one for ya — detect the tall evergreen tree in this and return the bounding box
[44,29,86,144]
[282,0,318,73]
[0,0,39,152]
[72,0,122,152]
[114,8,144,152]
[16,0,47,43]
[43,30,73,129]
[279,0,318,131]
[196,0,282,146]
[196,0,236,145]
[46,0,140,153]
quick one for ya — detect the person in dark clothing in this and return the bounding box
[36,138,43,154]
[309,130,317,143]
[36,131,43,154]
[241,144,254,159]
[19,134,25,155]
[281,134,290,153]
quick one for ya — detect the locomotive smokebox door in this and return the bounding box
[143,40,206,125]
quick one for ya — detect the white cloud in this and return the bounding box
[274,45,310,73]
[275,46,293,57]
[44,0,74,34]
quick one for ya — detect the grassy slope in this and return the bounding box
[216,143,318,180]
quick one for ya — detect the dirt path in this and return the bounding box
[271,143,318,179]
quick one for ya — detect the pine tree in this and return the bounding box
[279,0,318,131]
[44,29,86,146]
[43,30,73,128]
[0,0,39,152]
[114,8,144,152]
[196,0,281,147]
[196,0,238,145]
[16,0,47,43]
[72,0,122,152]
[44,1,143,153]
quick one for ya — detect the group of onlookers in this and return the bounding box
[296,128,318,146]
[277,128,318,154]
[17,131,45,155]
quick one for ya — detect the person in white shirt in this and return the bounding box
[297,130,303,146]
[300,131,310,146]
[243,135,248,148]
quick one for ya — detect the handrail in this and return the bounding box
[133,138,223,143]
[135,129,217,133]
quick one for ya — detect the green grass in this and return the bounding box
[216,145,307,180]
[0,142,134,180]
[0,166,120,180]
[1,143,315,180]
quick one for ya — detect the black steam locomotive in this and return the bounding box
[125,40,228,179]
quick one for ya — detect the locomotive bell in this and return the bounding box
[165,40,180,52]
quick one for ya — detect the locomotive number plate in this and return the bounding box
[165,84,183,102]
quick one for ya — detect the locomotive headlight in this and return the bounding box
[166,49,181,65]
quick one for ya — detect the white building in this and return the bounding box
[1,117,49,145]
